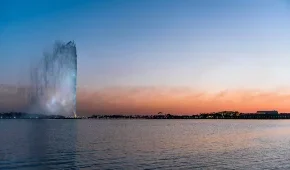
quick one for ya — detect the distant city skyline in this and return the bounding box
[1,0,290,115]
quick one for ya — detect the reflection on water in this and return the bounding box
[1,120,290,169]
[0,120,77,169]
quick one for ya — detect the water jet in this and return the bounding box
[29,41,77,117]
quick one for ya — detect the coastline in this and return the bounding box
[2,111,290,119]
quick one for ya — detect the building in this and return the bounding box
[256,110,279,115]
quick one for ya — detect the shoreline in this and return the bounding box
[2,111,290,119]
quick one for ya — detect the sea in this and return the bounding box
[1,119,290,169]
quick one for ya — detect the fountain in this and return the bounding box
[29,41,77,117]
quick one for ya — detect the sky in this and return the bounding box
[1,0,290,115]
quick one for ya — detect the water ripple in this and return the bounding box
[1,120,290,169]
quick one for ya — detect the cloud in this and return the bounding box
[76,86,290,115]
[2,84,290,115]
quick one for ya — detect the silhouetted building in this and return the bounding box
[256,110,278,115]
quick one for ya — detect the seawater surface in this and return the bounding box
[1,119,290,169]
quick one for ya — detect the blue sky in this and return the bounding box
[1,0,290,91]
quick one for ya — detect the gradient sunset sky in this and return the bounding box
[1,0,290,115]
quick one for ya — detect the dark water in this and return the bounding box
[1,120,290,169]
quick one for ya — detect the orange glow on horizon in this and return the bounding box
[76,86,290,115]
